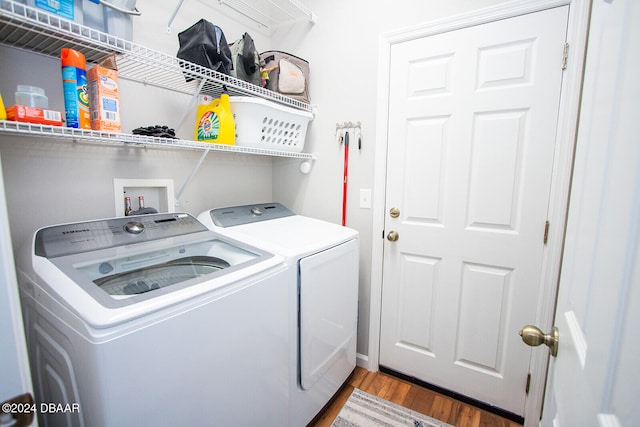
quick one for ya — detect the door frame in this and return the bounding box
[367,0,591,424]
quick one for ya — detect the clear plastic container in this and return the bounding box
[14,0,83,24]
[83,0,138,41]
[15,85,48,109]
[15,0,138,41]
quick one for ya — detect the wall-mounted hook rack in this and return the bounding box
[336,121,363,149]
[336,121,361,131]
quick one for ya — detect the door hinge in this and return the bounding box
[562,42,569,70]
[525,373,531,395]
[544,220,550,245]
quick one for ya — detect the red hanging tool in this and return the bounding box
[342,131,349,226]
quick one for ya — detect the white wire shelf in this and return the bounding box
[218,0,316,29]
[0,0,313,112]
[0,120,317,160]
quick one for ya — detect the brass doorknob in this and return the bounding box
[519,325,559,357]
[387,230,399,241]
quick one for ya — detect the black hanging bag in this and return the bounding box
[177,19,233,81]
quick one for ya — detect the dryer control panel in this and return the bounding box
[207,202,294,227]
[35,213,207,258]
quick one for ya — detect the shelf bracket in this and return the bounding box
[176,78,207,132]
[167,0,185,33]
[175,148,209,205]
[287,0,316,24]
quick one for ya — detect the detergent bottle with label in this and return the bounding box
[0,92,6,121]
[194,91,235,145]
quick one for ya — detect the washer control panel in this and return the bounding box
[35,213,208,258]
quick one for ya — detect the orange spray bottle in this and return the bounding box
[61,48,91,129]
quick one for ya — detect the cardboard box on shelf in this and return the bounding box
[6,105,63,126]
[88,64,121,132]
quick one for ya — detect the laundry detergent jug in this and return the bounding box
[194,92,235,144]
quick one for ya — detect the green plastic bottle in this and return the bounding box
[194,92,235,145]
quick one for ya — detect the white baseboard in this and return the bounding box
[356,353,377,372]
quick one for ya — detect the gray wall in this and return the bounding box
[0,0,510,360]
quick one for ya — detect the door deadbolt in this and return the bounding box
[519,325,559,357]
[387,230,399,241]
[389,207,400,218]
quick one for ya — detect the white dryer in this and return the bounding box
[198,203,359,426]
[17,212,289,427]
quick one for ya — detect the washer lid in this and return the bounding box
[92,255,231,296]
[29,215,285,326]
[43,233,277,311]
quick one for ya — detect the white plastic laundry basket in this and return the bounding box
[229,96,313,153]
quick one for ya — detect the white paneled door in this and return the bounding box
[542,0,640,425]
[379,6,569,416]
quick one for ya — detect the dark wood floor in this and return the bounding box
[310,367,522,427]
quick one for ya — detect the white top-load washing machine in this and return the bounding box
[16,212,290,427]
[198,203,359,426]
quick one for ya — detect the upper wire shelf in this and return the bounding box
[167,0,315,33]
[218,0,316,29]
[0,0,316,160]
[0,0,313,112]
